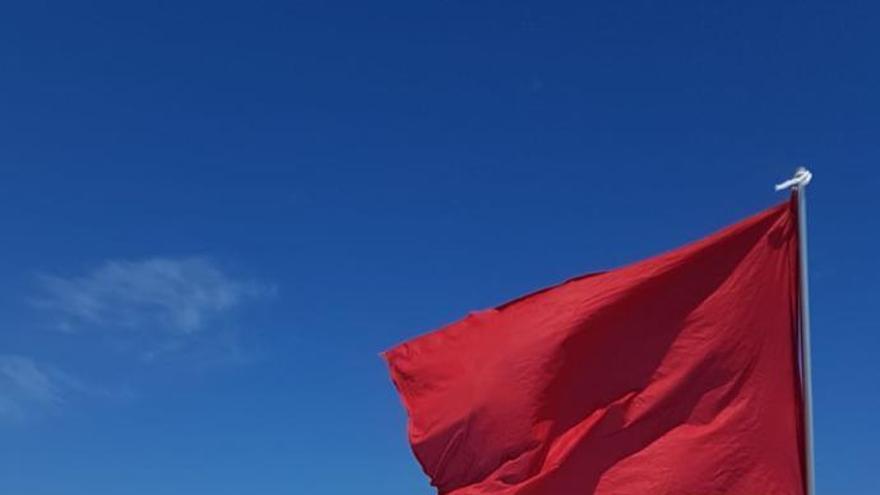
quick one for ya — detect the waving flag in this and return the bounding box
[385,197,806,495]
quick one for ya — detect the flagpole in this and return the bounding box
[776,167,815,495]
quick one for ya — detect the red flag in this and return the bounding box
[384,198,805,495]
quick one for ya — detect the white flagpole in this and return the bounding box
[776,167,815,495]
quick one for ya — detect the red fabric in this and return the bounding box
[384,198,805,495]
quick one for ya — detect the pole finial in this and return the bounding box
[775,167,813,191]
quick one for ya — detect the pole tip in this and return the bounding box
[775,167,813,191]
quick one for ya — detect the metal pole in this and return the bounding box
[795,168,816,495]
[775,167,815,494]
[776,167,816,495]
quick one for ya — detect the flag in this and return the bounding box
[384,197,805,495]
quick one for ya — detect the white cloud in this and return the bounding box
[0,355,64,420]
[0,355,130,422]
[35,257,272,335]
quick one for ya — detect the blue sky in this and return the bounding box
[1,1,878,494]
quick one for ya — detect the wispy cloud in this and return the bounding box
[0,355,129,422]
[0,355,66,421]
[32,257,274,360]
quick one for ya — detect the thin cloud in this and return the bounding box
[0,355,65,421]
[0,355,131,422]
[35,257,273,335]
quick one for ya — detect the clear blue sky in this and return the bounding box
[0,1,877,494]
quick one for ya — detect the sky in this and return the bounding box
[0,1,878,494]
